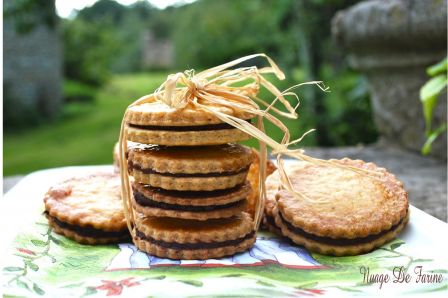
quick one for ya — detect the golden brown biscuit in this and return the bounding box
[44,173,129,244]
[125,98,253,146]
[131,196,247,221]
[245,148,277,219]
[132,181,250,221]
[274,158,409,256]
[126,127,250,146]
[274,205,409,256]
[131,179,250,220]
[113,142,120,173]
[127,144,253,191]
[261,163,306,235]
[46,216,129,245]
[262,169,282,235]
[126,99,254,126]
[133,181,251,206]
[133,212,256,259]
[113,141,138,173]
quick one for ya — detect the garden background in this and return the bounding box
[4,0,379,175]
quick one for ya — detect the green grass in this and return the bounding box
[3,73,168,176]
[63,80,97,102]
[3,72,317,176]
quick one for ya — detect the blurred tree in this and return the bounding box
[3,0,57,34]
[171,0,375,146]
[148,6,176,39]
[63,0,157,85]
[172,0,297,69]
[294,0,364,146]
[64,17,121,85]
[76,0,127,22]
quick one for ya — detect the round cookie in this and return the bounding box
[113,142,120,173]
[262,169,283,236]
[132,181,250,220]
[125,97,254,146]
[133,212,256,260]
[245,148,277,219]
[261,163,306,236]
[274,158,409,256]
[127,144,253,191]
[113,141,138,173]
[274,204,409,256]
[44,173,130,244]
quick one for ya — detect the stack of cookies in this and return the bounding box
[122,97,257,259]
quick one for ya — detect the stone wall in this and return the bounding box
[3,0,62,125]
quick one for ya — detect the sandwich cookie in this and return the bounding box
[131,181,250,220]
[127,143,253,191]
[44,173,129,244]
[125,97,254,146]
[113,141,138,173]
[245,148,277,219]
[262,169,283,236]
[133,212,256,259]
[274,158,409,256]
[261,163,305,235]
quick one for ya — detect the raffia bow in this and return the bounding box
[119,53,378,234]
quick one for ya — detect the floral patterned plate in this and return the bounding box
[1,165,447,297]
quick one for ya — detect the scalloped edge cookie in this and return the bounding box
[274,205,410,256]
[127,144,253,174]
[276,158,409,239]
[126,125,250,146]
[133,235,256,260]
[134,212,253,243]
[125,99,254,126]
[133,212,255,259]
[131,170,249,191]
[132,181,251,206]
[47,215,129,245]
[131,194,247,220]
[44,173,127,232]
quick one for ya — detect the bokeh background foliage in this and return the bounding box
[4,0,377,175]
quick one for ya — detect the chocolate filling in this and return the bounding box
[134,191,245,212]
[135,229,255,250]
[45,212,129,239]
[279,211,406,246]
[129,162,250,178]
[128,120,251,132]
[265,214,280,229]
[140,183,245,198]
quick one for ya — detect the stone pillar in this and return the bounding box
[332,0,447,159]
